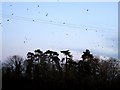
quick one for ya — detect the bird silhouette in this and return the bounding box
[23,36,28,44]
[46,13,48,16]
[63,22,65,24]
[87,9,89,11]
[11,13,14,15]
[38,5,39,7]
[7,19,9,21]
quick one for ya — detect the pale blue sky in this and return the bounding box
[1,2,118,60]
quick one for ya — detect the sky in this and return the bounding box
[1,0,120,2]
[1,2,118,61]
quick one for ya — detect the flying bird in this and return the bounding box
[7,19,9,21]
[86,29,87,30]
[63,22,65,24]
[66,34,68,36]
[46,13,48,16]
[27,8,29,11]
[33,20,35,22]
[11,13,14,15]
[38,5,39,7]
[87,9,89,11]
[24,38,28,43]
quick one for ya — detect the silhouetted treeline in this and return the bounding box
[2,49,120,90]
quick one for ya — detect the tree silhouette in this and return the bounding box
[26,52,34,79]
[81,49,93,61]
[44,50,61,72]
[60,50,72,72]
[2,55,24,90]
[34,49,43,63]
[2,49,120,90]
[2,55,24,78]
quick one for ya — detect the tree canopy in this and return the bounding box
[2,49,120,90]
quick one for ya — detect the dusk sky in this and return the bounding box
[1,2,118,61]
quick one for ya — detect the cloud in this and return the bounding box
[92,47,118,58]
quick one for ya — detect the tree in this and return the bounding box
[44,50,61,71]
[2,49,120,90]
[26,52,34,79]
[2,55,24,78]
[60,50,72,72]
[81,49,93,61]
[33,49,48,80]
[34,49,43,63]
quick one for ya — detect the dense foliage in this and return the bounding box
[2,49,120,90]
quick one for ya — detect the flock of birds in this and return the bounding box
[1,4,117,51]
